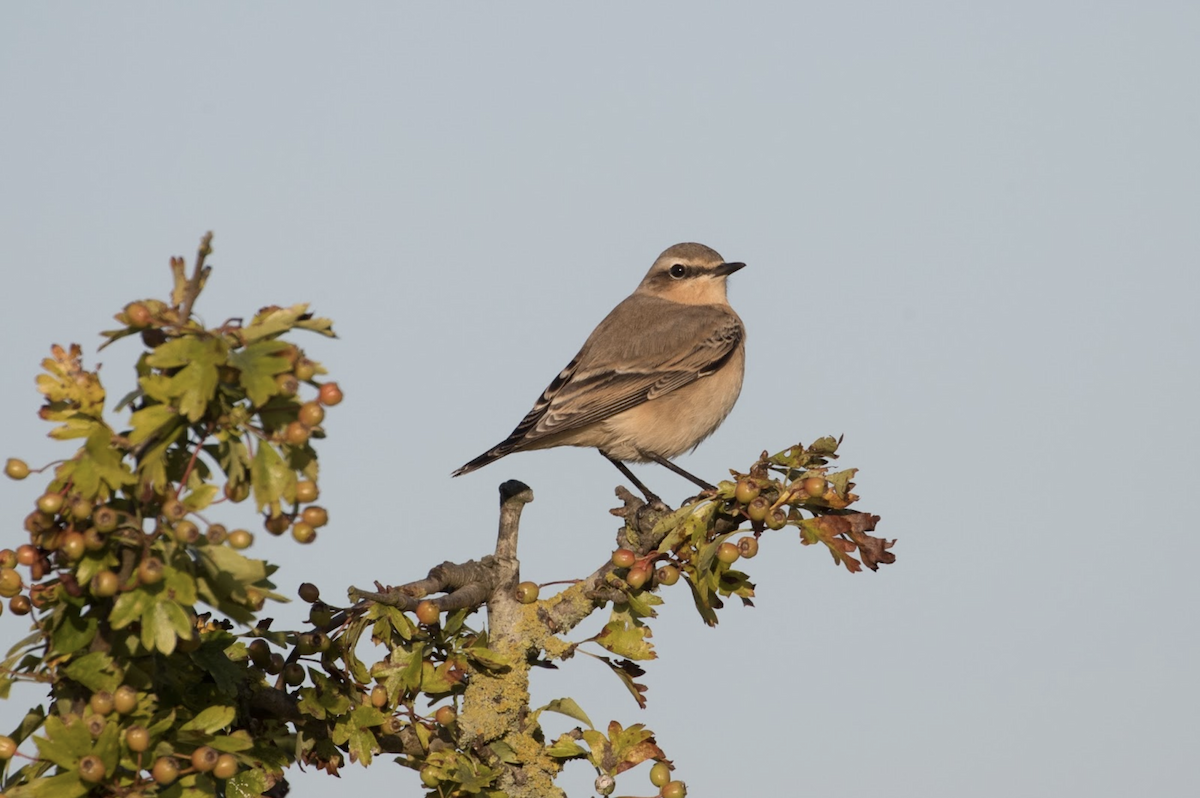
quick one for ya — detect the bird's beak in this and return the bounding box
[714,261,746,277]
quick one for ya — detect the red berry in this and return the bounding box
[317,382,343,406]
[611,548,636,569]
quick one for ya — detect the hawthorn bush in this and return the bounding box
[0,234,893,798]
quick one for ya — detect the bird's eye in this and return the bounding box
[669,264,687,279]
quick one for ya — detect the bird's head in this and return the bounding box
[637,243,745,306]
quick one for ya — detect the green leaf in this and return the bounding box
[208,731,254,752]
[9,770,90,798]
[465,645,511,671]
[142,600,182,655]
[109,589,155,630]
[50,608,98,655]
[539,697,593,729]
[225,767,270,798]
[227,340,293,407]
[251,442,294,515]
[191,641,246,697]
[81,427,136,494]
[545,737,589,759]
[61,651,121,693]
[181,483,220,513]
[180,705,236,734]
[595,610,655,661]
[163,565,199,606]
[144,337,228,421]
[32,714,93,768]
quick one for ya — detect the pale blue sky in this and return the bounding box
[2,4,1198,797]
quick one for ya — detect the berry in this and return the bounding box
[247,639,271,667]
[655,565,680,586]
[172,520,200,544]
[291,521,316,544]
[716,542,740,564]
[0,568,23,598]
[125,302,153,328]
[228,528,254,549]
[746,496,770,523]
[294,359,316,382]
[284,421,310,446]
[137,558,165,585]
[734,479,760,505]
[266,653,285,675]
[295,480,319,503]
[0,550,14,569]
[151,756,178,785]
[625,565,650,590]
[91,570,120,598]
[420,766,440,788]
[803,476,827,498]
[649,761,671,788]
[283,663,305,686]
[0,735,16,759]
[83,527,106,552]
[191,746,219,772]
[113,685,138,714]
[263,514,290,536]
[4,458,30,480]
[308,603,334,628]
[85,714,106,737]
[224,481,250,503]
[78,754,105,782]
[435,706,456,726]
[59,531,86,561]
[10,595,32,615]
[611,548,636,569]
[317,382,343,406]
[515,581,539,604]
[162,497,186,521]
[89,691,115,716]
[15,545,38,567]
[275,373,299,397]
[415,600,440,625]
[213,753,238,779]
[767,509,787,530]
[93,505,119,532]
[737,537,760,559]
[370,685,388,708]
[301,505,328,528]
[662,780,687,798]
[298,582,320,603]
[298,401,325,427]
[205,524,228,544]
[67,496,93,521]
[125,725,150,752]
[37,492,64,515]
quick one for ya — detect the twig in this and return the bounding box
[177,232,214,325]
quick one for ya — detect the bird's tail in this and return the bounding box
[451,443,515,477]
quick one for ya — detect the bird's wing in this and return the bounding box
[518,299,744,444]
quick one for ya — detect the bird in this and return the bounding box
[452,242,746,503]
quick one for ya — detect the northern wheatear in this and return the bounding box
[453,242,746,501]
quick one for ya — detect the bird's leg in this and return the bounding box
[643,452,716,492]
[601,452,664,506]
